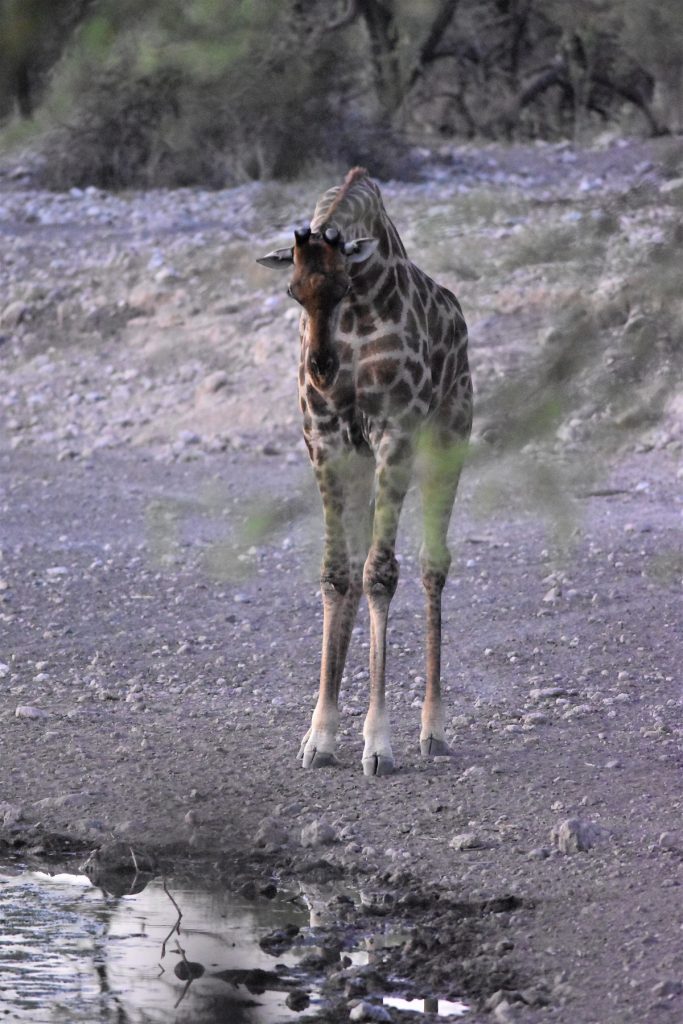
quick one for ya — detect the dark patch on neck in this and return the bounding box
[374,268,397,312]
[352,258,384,295]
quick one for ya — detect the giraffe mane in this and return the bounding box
[322,166,369,226]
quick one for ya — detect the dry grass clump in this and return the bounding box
[503,221,607,270]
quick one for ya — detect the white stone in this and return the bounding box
[550,817,603,853]
[449,831,486,851]
[349,1002,392,1022]
[301,819,337,848]
[254,816,289,848]
[15,706,49,720]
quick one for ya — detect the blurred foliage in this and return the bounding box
[619,0,683,132]
[0,0,682,187]
[35,0,347,187]
[3,0,415,187]
[0,0,92,119]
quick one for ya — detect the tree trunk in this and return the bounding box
[357,0,402,114]
[408,0,460,92]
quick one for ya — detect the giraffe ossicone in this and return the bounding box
[258,167,473,776]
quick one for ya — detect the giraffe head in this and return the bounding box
[257,226,378,389]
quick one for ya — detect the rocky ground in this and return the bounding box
[0,138,682,1023]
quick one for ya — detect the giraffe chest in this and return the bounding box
[298,326,432,453]
[297,270,472,454]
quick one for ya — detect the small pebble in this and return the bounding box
[651,980,683,998]
[658,832,683,853]
[529,686,567,700]
[524,711,549,726]
[286,990,310,1011]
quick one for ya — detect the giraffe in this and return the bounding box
[257,167,472,776]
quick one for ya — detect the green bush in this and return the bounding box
[33,0,415,189]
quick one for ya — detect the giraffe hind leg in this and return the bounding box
[417,427,465,758]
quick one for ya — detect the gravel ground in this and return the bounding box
[0,139,682,1023]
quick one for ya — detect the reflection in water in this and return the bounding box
[0,870,110,1022]
[0,868,309,1023]
[0,866,470,1022]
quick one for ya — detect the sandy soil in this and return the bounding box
[0,139,682,1023]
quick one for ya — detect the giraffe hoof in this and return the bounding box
[301,746,338,769]
[296,734,310,760]
[362,753,395,777]
[420,736,453,758]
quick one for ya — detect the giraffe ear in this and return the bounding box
[256,247,294,269]
[342,237,379,263]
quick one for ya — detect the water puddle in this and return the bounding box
[0,857,469,1022]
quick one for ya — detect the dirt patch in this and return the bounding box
[1,443,681,1022]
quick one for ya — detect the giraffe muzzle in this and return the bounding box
[307,350,340,390]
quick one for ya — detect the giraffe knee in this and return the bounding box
[363,547,399,601]
[320,559,350,597]
[420,544,451,594]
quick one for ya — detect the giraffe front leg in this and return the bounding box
[299,579,345,768]
[297,565,363,764]
[299,457,348,769]
[361,441,413,777]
